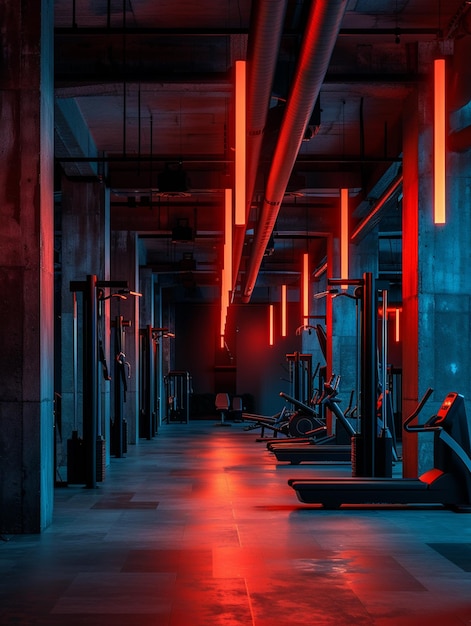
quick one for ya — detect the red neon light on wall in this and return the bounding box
[341,188,349,284]
[281,284,287,337]
[378,306,402,343]
[269,304,274,346]
[220,189,233,340]
[303,253,309,326]
[235,60,246,226]
[220,267,227,340]
[225,188,233,292]
[434,58,446,224]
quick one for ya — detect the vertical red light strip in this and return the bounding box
[281,284,287,337]
[235,60,246,226]
[225,188,233,293]
[220,266,227,342]
[434,58,446,224]
[341,188,349,286]
[269,304,274,346]
[395,307,400,343]
[220,189,232,342]
[303,253,309,327]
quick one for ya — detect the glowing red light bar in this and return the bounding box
[434,58,446,224]
[281,284,287,337]
[303,253,309,326]
[341,188,349,288]
[235,61,246,226]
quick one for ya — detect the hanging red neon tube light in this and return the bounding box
[303,253,309,327]
[395,307,400,343]
[224,188,233,293]
[434,58,446,224]
[220,189,232,342]
[220,266,227,346]
[341,188,349,287]
[269,304,274,346]
[281,284,287,337]
[235,60,246,226]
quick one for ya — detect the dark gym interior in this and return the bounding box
[2,1,471,624]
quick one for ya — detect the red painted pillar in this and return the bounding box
[402,89,420,478]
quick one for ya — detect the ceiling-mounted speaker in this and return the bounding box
[172,219,193,243]
[179,252,196,270]
[158,162,190,192]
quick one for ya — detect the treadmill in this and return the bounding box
[289,388,471,510]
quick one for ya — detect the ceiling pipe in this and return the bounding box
[241,0,348,303]
[350,173,403,243]
[232,0,289,293]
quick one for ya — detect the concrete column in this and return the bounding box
[139,267,155,329]
[59,178,110,476]
[402,41,471,476]
[0,0,54,532]
[111,231,140,444]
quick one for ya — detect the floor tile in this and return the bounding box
[2,421,471,625]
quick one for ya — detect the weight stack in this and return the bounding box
[67,431,86,484]
[351,434,393,478]
[67,432,106,483]
[111,419,128,456]
[123,419,128,454]
[96,436,106,482]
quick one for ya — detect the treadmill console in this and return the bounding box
[434,392,459,425]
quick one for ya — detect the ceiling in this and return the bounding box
[54,0,471,304]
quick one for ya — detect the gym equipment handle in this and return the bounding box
[403,387,434,433]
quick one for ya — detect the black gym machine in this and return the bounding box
[111,314,131,458]
[139,325,159,439]
[242,357,325,439]
[68,275,128,488]
[289,387,471,510]
[269,273,394,471]
[67,275,140,487]
[286,273,471,510]
[242,403,324,439]
[267,378,356,464]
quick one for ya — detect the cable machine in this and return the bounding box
[111,315,131,458]
[326,272,392,478]
[165,371,192,423]
[139,325,158,439]
[286,352,312,405]
[139,326,175,437]
[69,275,127,488]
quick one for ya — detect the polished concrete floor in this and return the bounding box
[1,420,471,625]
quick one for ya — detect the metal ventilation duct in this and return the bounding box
[242,0,348,303]
[232,0,289,292]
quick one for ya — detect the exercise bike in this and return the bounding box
[268,379,356,464]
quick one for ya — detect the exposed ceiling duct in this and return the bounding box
[241,0,348,303]
[232,0,289,292]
